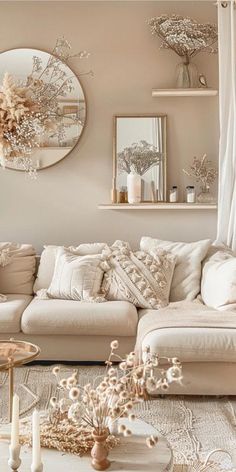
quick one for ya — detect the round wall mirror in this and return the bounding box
[0,48,86,170]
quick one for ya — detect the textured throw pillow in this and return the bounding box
[0,242,36,295]
[47,248,106,302]
[34,243,107,293]
[201,246,236,309]
[140,236,211,302]
[101,240,176,309]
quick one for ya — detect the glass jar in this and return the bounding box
[118,186,128,204]
[169,186,178,203]
[176,56,198,89]
[186,186,196,203]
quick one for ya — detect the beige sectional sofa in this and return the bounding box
[1,239,236,395]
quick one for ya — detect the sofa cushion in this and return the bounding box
[140,237,211,301]
[0,243,36,295]
[47,248,106,301]
[201,247,236,309]
[21,299,138,336]
[102,240,176,309]
[140,325,236,363]
[0,294,32,333]
[34,243,107,293]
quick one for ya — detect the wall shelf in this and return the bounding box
[152,88,218,97]
[98,203,217,211]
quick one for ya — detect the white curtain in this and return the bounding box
[217,0,236,250]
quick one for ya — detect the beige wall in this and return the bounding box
[0,1,218,252]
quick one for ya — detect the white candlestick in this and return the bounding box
[11,394,19,449]
[32,410,41,469]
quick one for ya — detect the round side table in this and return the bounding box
[0,418,173,472]
[0,339,40,420]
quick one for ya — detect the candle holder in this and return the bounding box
[8,444,21,471]
[31,463,43,472]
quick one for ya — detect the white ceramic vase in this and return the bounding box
[127,171,141,204]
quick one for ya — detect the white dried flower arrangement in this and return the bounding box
[183,154,218,190]
[118,140,163,176]
[148,14,218,61]
[23,341,183,456]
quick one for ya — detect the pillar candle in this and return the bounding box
[11,394,19,449]
[32,409,41,468]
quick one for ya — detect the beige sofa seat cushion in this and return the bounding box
[21,299,138,336]
[140,320,236,363]
[0,243,36,295]
[0,294,32,333]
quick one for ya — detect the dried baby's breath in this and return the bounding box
[22,342,183,456]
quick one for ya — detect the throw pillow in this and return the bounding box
[47,248,107,302]
[140,236,211,302]
[201,245,236,309]
[101,240,176,309]
[0,242,36,295]
[33,243,107,293]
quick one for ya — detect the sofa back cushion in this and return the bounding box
[140,237,211,302]
[201,246,236,309]
[34,243,107,293]
[0,242,36,295]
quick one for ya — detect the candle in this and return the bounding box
[32,410,41,468]
[11,394,19,449]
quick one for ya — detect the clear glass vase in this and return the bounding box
[176,56,198,88]
[197,186,217,204]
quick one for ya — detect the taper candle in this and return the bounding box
[11,394,19,449]
[32,410,41,469]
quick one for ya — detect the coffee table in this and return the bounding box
[0,418,173,471]
[0,339,40,420]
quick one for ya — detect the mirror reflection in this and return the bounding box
[114,116,167,202]
[0,48,86,170]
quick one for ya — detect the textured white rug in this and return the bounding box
[1,365,236,472]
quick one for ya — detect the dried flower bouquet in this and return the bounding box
[148,15,218,62]
[183,154,218,191]
[21,341,183,457]
[118,140,163,176]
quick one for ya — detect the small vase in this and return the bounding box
[197,186,216,204]
[91,429,110,471]
[176,56,198,88]
[127,171,141,204]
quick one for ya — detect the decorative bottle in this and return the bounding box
[169,186,178,203]
[127,169,141,204]
[186,186,196,203]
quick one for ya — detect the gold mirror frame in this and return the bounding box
[113,114,167,202]
[0,47,87,171]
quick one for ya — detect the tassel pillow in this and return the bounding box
[102,240,176,309]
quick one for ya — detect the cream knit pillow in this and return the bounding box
[47,248,106,302]
[102,241,176,309]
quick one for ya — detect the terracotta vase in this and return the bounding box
[91,429,110,471]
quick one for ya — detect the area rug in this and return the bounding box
[1,365,236,471]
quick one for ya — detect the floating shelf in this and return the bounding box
[152,88,218,97]
[98,203,217,211]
